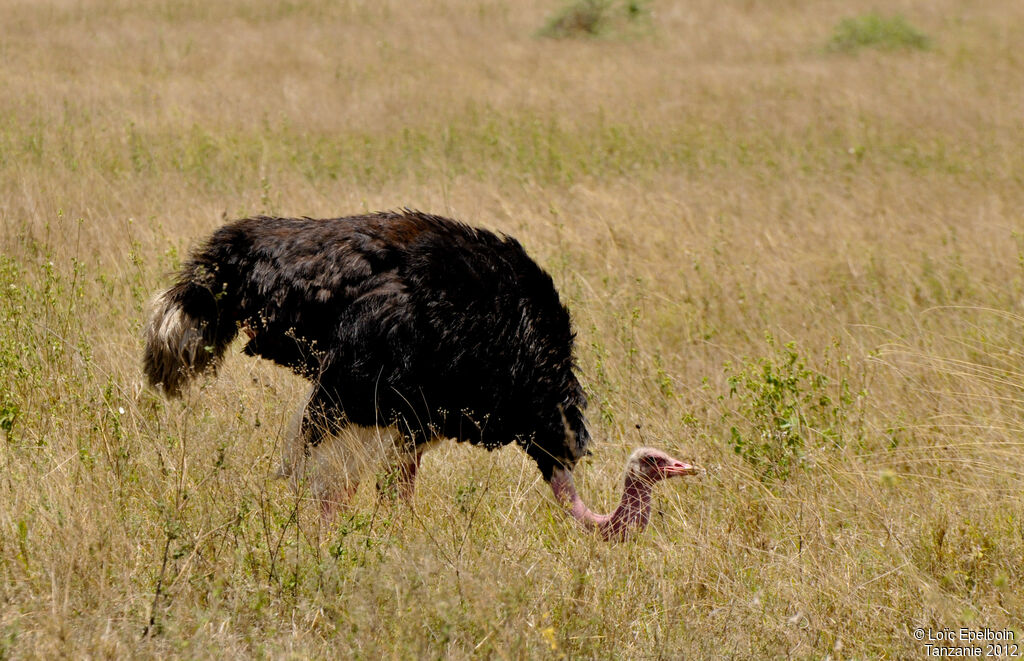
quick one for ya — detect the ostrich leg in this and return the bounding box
[378,439,435,504]
[280,390,364,520]
[390,452,420,504]
[319,480,360,520]
[376,446,419,507]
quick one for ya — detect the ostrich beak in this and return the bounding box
[662,459,702,477]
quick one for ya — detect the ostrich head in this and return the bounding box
[624,447,701,483]
[549,446,702,541]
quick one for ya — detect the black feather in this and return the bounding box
[144,211,591,480]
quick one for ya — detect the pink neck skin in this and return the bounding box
[549,468,654,541]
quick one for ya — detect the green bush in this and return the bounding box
[725,335,856,482]
[827,13,930,53]
[538,0,650,39]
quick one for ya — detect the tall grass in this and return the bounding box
[1,0,1023,657]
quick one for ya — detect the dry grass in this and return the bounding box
[1,0,1023,657]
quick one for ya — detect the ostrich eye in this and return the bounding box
[643,455,660,467]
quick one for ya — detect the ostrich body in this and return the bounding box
[143,211,699,538]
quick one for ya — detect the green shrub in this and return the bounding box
[725,335,856,482]
[827,13,930,53]
[538,0,650,39]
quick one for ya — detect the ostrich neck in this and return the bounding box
[549,469,653,540]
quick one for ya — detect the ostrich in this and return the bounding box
[143,211,700,540]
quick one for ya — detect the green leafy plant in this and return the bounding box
[0,400,16,436]
[827,13,931,53]
[725,335,855,482]
[538,0,651,39]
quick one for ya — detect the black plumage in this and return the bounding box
[144,210,590,480]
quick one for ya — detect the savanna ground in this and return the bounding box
[1,0,1023,657]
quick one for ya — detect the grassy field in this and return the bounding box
[2,0,1023,657]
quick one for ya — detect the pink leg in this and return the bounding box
[318,481,360,522]
[396,453,420,504]
[378,449,423,505]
